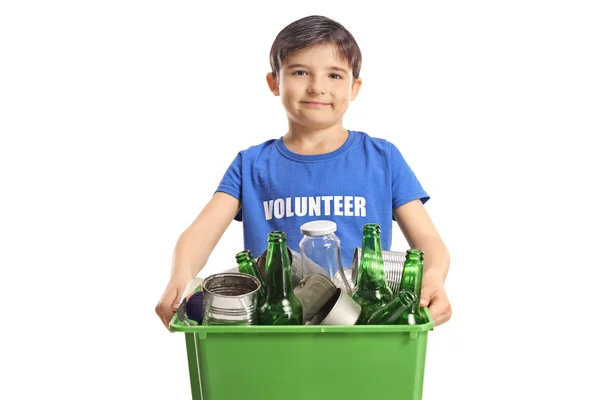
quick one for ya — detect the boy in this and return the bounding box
[155,15,451,329]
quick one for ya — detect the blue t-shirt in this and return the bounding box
[215,130,429,267]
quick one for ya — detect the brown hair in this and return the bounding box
[269,15,362,79]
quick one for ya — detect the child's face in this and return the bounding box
[268,43,362,130]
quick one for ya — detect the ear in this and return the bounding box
[349,77,362,101]
[266,72,280,96]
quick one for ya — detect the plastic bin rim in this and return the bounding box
[169,307,434,334]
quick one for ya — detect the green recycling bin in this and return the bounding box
[170,307,434,400]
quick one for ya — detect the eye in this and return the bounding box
[329,73,342,79]
[293,70,308,76]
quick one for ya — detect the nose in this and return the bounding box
[307,76,326,95]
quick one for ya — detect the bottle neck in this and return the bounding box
[406,249,424,262]
[236,257,251,270]
[236,251,253,272]
[399,250,424,305]
[398,289,417,308]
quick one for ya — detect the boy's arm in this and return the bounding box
[393,199,452,326]
[155,192,241,330]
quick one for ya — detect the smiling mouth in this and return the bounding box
[301,101,331,106]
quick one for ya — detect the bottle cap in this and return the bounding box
[300,220,337,236]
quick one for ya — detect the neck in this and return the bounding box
[283,121,349,155]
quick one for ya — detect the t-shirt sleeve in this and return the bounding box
[390,142,430,209]
[215,152,243,221]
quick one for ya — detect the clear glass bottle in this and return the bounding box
[299,220,351,293]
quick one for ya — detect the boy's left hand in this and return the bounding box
[420,271,452,326]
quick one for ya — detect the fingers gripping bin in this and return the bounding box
[170,308,434,400]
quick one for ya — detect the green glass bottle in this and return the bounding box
[352,223,394,324]
[366,289,417,325]
[235,250,266,303]
[399,248,425,324]
[258,231,303,325]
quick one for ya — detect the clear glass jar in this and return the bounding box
[299,220,351,292]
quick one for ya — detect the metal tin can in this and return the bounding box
[202,273,261,325]
[308,288,362,326]
[293,273,337,323]
[350,247,406,296]
[332,267,354,293]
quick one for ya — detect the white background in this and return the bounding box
[1,1,599,399]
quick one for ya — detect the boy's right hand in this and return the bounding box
[155,278,187,331]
